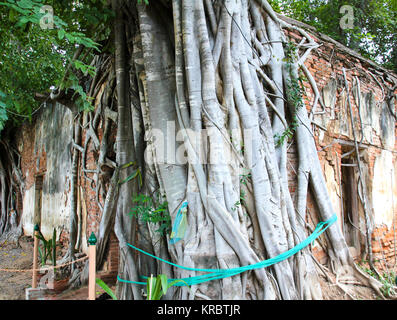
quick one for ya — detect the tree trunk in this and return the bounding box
[111,0,142,300]
[84,0,386,300]
[0,0,381,300]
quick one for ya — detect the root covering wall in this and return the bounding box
[14,17,397,274]
[284,21,397,269]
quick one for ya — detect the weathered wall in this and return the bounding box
[372,150,397,228]
[285,26,397,268]
[15,101,119,277]
[13,20,397,275]
[17,103,73,240]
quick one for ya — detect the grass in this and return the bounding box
[357,261,396,297]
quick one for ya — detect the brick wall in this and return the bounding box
[14,22,397,275]
[15,105,117,273]
[285,26,397,270]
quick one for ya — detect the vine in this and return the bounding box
[274,41,306,146]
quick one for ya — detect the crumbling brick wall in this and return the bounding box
[285,24,397,270]
[15,104,119,277]
[14,19,397,277]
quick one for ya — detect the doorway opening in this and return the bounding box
[340,145,363,257]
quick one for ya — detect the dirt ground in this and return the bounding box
[318,272,379,300]
[0,236,388,300]
[0,236,34,300]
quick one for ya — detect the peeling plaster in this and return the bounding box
[21,186,35,236]
[324,160,342,229]
[380,101,395,149]
[21,103,73,240]
[372,150,397,228]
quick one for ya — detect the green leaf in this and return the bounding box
[147,275,156,300]
[120,161,136,169]
[96,278,117,300]
[17,0,35,9]
[65,33,75,43]
[159,274,168,296]
[168,278,190,288]
[153,276,162,299]
[34,233,45,242]
[0,2,30,15]
[58,29,65,40]
[37,246,43,264]
[73,60,88,73]
[16,15,29,27]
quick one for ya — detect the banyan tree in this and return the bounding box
[0,0,391,300]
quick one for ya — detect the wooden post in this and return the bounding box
[88,232,97,300]
[32,224,39,289]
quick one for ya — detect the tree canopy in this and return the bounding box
[270,0,397,71]
[0,0,395,132]
[0,0,112,131]
[0,0,394,300]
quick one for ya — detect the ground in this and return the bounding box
[0,236,385,300]
[0,236,34,299]
[318,272,379,300]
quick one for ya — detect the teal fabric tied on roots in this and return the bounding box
[169,201,188,245]
[117,213,337,287]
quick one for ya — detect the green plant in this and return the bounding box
[379,271,396,297]
[231,184,248,213]
[231,200,241,212]
[275,41,306,147]
[358,263,396,297]
[35,227,59,269]
[271,0,397,72]
[274,127,294,147]
[239,170,251,186]
[240,190,247,206]
[129,194,171,236]
[96,278,117,300]
[146,274,189,300]
[0,0,108,132]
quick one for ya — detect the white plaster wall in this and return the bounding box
[323,160,342,230]
[40,192,70,239]
[20,103,73,240]
[21,186,35,236]
[372,150,397,228]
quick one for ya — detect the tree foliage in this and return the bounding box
[271,0,397,71]
[0,0,112,132]
[0,0,393,300]
[1,0,395,133]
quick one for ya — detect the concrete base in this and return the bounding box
[25,288,56,300]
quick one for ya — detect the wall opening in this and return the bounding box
[341,148,361,256]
